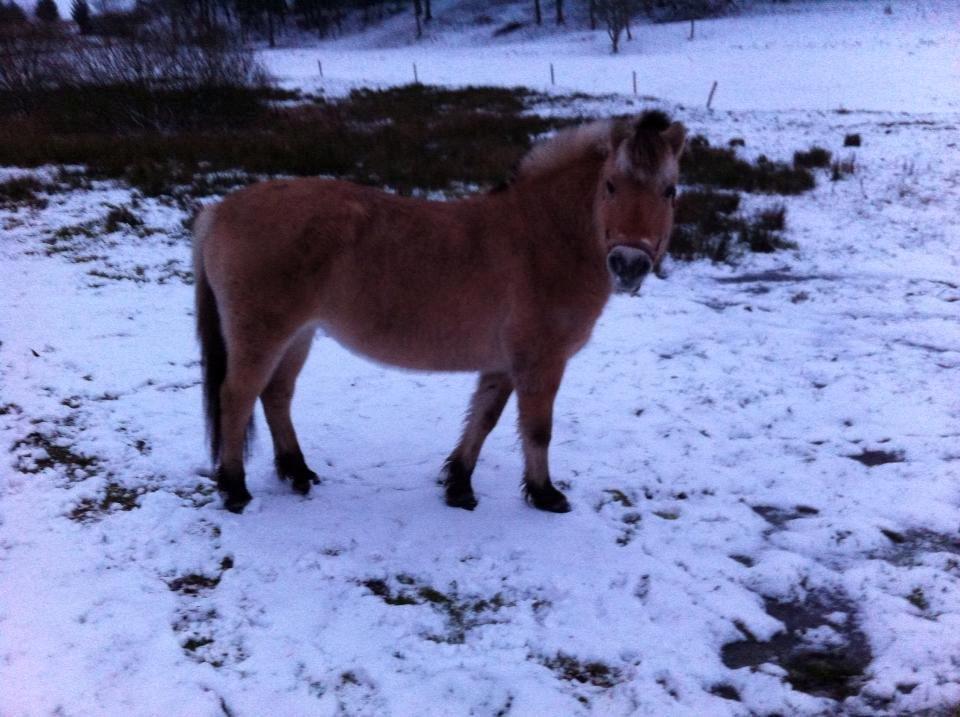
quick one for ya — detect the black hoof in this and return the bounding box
[216,467,252,514]
[442,456,477,511]
[445,484,478,511]
[222,487,253,514]
[276,452,320,495]
[524,482,571,513]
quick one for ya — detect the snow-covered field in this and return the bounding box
[3,2,960,715]
[262,0,960,113]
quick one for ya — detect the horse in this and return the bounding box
[192,110,686,514]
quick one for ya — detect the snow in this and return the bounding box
[3,1,960,715]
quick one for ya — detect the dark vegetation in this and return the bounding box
[793,146,832,169]
[682,136,815,194]
[538,652,622,689]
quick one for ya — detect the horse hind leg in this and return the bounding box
[261,328,319,495]
[443,372,513,510]
[218,345,282,513]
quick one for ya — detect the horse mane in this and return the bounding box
[503,111,674,189]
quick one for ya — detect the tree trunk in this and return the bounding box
[267,9,275,48]
[534,0,541,25]
[555,0,564,24]
[424,0,432,22]
[413,0,422,38]
[589,0,596,30]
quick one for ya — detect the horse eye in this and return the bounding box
[605,180,616,196]
[664,185,677,199]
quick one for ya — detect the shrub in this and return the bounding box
[0,22,271,132]
[843,133,861,147]
[671,189,792,262]
[682,136,815,195]
[830,156,856,181]
[793,146,832,169]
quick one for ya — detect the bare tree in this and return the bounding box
[555,0,564,24]
[533,0,541,25]
[596,0,638,53]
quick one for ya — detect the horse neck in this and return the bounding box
[512,155,603,250]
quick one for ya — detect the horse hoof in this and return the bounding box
[525,484,571,513]
[446,487,478,511]
[222,488,253,514]
[291,474,315,495]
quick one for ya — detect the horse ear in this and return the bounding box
[662,122,686,157]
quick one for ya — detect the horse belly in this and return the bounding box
[318,288,507,373]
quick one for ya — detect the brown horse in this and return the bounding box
[193,110,685,514]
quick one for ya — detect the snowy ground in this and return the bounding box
[3,2,960,716]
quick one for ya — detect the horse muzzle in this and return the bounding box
[607,245,653,294]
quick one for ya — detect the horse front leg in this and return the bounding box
[513,358,571,513]
[443,371,513,510]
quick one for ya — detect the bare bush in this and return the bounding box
[0,20,271,131]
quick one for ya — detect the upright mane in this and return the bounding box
[509,110,675,186]
[516,118,620,182]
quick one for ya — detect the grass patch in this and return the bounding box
[361,574,512,644]
[12,431,99,478]
[0,176,49,209]
[722,593,871,701]
[103,204,143,232]
[69,482,147,522]
[539,653,622,689]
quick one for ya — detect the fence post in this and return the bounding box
[632,70,637,96]
[317,60,323,78]
[550,63,555,86]
[413,63,419,84]
[706,80,718,110]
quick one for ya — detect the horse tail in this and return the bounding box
[193,205,228,464]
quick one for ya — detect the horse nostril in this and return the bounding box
[633,253,653,278]
[607,252,626,276]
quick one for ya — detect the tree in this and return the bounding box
[533,0,541,25]
[35,0,58,23]
[596,0,638,53]
[71,0,92,33]
[555,0,564,24]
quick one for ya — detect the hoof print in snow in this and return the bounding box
[751,504,819,528]
[847,449,906,467]
[722,593,870,701]
[709,683,741,702]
